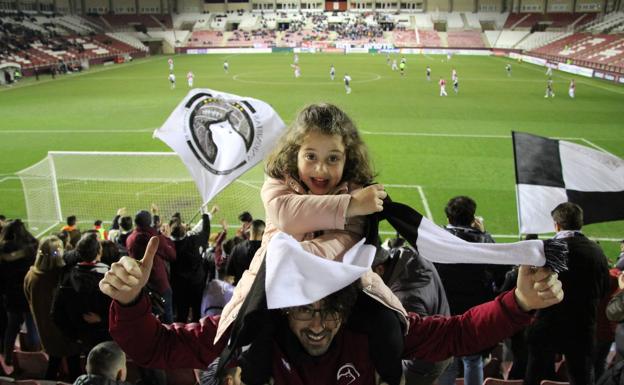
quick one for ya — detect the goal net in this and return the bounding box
[17,151,265,237]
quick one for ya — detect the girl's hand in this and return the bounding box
[618,272,624,290]
[346,184,387,217]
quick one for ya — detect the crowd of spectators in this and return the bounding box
[0,197,622,384]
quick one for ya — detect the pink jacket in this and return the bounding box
[215,176,408,342]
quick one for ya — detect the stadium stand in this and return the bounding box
[530,32,624,72]
[447,31,486,48]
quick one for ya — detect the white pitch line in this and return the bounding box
[0,129,153,134]
[360,131,589,141]
[580,138,617,156]
[235,179,262,190]
[417,186,433,221]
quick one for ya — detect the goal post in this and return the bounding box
[16,151,265,237]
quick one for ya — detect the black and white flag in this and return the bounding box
[154,89,286,204]
[512,131,624,234]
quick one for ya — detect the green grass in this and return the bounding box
[1,52,623,258]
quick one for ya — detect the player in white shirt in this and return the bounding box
[168,58,174,71]
[391,59,398,71]
[546,66,553,77]
[330,64,335,80]
[223,60,229,74]
[294,53,299,64]
[344,73,352,94]
[426,65,431,81]
[439,78,447,96]
[292,64,301,78]
[506,64,512,77]
[168,73,176,89]
[187,71,194,88]
[453,77,459,94]
[568,79,575,98]
[451,68,457,82]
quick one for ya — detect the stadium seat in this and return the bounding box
[482,378,523,384]
[540,381,570,385]
[13,351,48,379]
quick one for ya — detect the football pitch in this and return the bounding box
[1,52,623,258]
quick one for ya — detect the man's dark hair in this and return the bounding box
[238,211,253,223]
[551,202,583,230]
[76,232,100,262]
[67,215,77,226]
[170,220,186,239]
[322,281,361,320]
[0,215,6,221]
[134,210,152,228]
[251,219,265,237]
[444,196,477,227]
[119,216,133,231]
[94,219,102,227]
[86,341,125,380]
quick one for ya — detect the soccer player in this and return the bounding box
[399,61,406,76]
[439,77,447,96]
[391,59,398,71]
[451,68,457,82]
[453,76,459,94]
[546,66,553,77]
[386,53,391,65]
[400,56,406,65]
[293,64,301,78]
[168,72,176,89]
[223,60,229,74]
[187,71,194,88]
[344,73,352,94]
[294,53,299,64]
[506,64,512,76]
[426,65,431,81]
[545,79,555,98]
[168,58,174,71]
[568,79,575,98]
[330,64,335,80]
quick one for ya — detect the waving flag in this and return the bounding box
[512,131,624,234]
[154,89,286,204]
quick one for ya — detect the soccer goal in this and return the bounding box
[16,151,265,237]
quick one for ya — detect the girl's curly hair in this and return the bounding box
[265,103,375,186]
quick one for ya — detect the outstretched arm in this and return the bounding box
[404,266,563,362]
[101,237,226,369]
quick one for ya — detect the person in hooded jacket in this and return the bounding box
[373,238,451,385]
[51,232,112,355]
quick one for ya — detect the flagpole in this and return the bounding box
[515,184,523,240]
[511,131,523,240]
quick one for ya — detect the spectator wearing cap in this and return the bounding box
[126,210,176,323]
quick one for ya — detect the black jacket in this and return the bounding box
[527,233,610,350]
[171,214,210,286]
[73,374,133,385]
[51,262,112,348]
[227,240,262,285]
[434,226,509,315]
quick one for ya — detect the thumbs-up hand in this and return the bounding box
[100,237,159,305]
